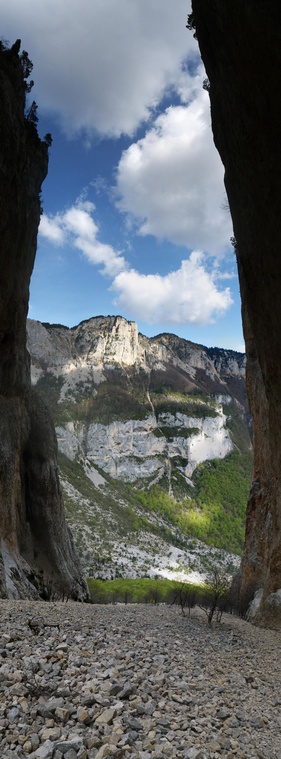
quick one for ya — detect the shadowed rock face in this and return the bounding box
[191,1,281,626]
[0,42,87,599]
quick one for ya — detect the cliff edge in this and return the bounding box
[191,1,281,626]
[0,41,87,599]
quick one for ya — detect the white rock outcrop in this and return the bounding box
[56,407,233,483]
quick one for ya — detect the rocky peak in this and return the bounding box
[73,315,141,366]
[28,315,246,397]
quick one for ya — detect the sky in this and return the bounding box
[3,0,244,351]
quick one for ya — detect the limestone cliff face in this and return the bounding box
[191,1,281,626]
[0,42,87,599]
[27,316,246,390]
[27,316,249,489]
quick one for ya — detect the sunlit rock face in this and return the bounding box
[192,0,281,627]
[27,316,246,393]
[27,315,249,494]
[0,42,87,599]
[56,410,233,483]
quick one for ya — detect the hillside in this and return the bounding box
[27,315,252,580]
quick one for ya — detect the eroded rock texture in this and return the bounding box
[191,1,281,626]
[0,42,87,599]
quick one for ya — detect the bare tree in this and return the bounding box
[199,568,231,626]
[170,582,197,616]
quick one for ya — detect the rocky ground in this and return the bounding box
[0,602,280,759]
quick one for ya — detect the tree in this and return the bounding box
[44,133,53,148]
[199,568,231,626]
[25,100,38,125]
[20,49,33,80]
[186,13,197,38]
[171,582,197,616]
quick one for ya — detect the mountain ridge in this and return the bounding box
[26,314,252,581]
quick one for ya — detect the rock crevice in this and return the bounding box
[0,41,87,599]
[191,0,281,626]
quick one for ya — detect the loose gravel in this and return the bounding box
[0,601,280,759]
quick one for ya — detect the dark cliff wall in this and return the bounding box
[0,42,87,599]
[191,1,281,626]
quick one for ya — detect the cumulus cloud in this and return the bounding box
[112,252,232,325]
[40,201,232,325]
[115,86,232,254]
[39,201,126,276]
[2,0,196,137]
[39,215,65,245]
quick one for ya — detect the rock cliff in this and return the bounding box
[27,316,248,487]
[27,316,251,579]
[191,1,281,626]
[0,42,87,599]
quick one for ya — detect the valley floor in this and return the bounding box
[0,601,280,759]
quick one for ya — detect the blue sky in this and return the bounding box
[3,0,244,351]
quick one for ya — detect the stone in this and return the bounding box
[118,683,133,699]
[76,707,91,725]
[30,736,41,751]
[41,728,61,741]
[7,708,19,723]
[94,746,117,759]
[95,707,117,726]
[55,708,70,723]
[55,736,84,754]
[22,742,33,754]
[34,740,54,759]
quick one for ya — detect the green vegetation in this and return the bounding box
[86,577,237,624]
[37,369,151,425]
[59,452,149,536]
[152,426,200,439]
[87,576,204,605]
[225,400,251,453]
[153,396,218,420]
[57,381,150,425]
[36,372,64,415]
[36,367,252,560]
[135,450,252,554]
[59,443,252,558]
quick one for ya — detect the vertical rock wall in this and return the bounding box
[0,42,87,599]
[191,1,281,626]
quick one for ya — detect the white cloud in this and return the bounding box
[39,201,126,276]
[112,252,233,325]
[39,201,233,326]
[2,0,196,137]
[115,87,232,254]
[39,215,65,244]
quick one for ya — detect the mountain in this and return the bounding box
[27,315,252,581]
